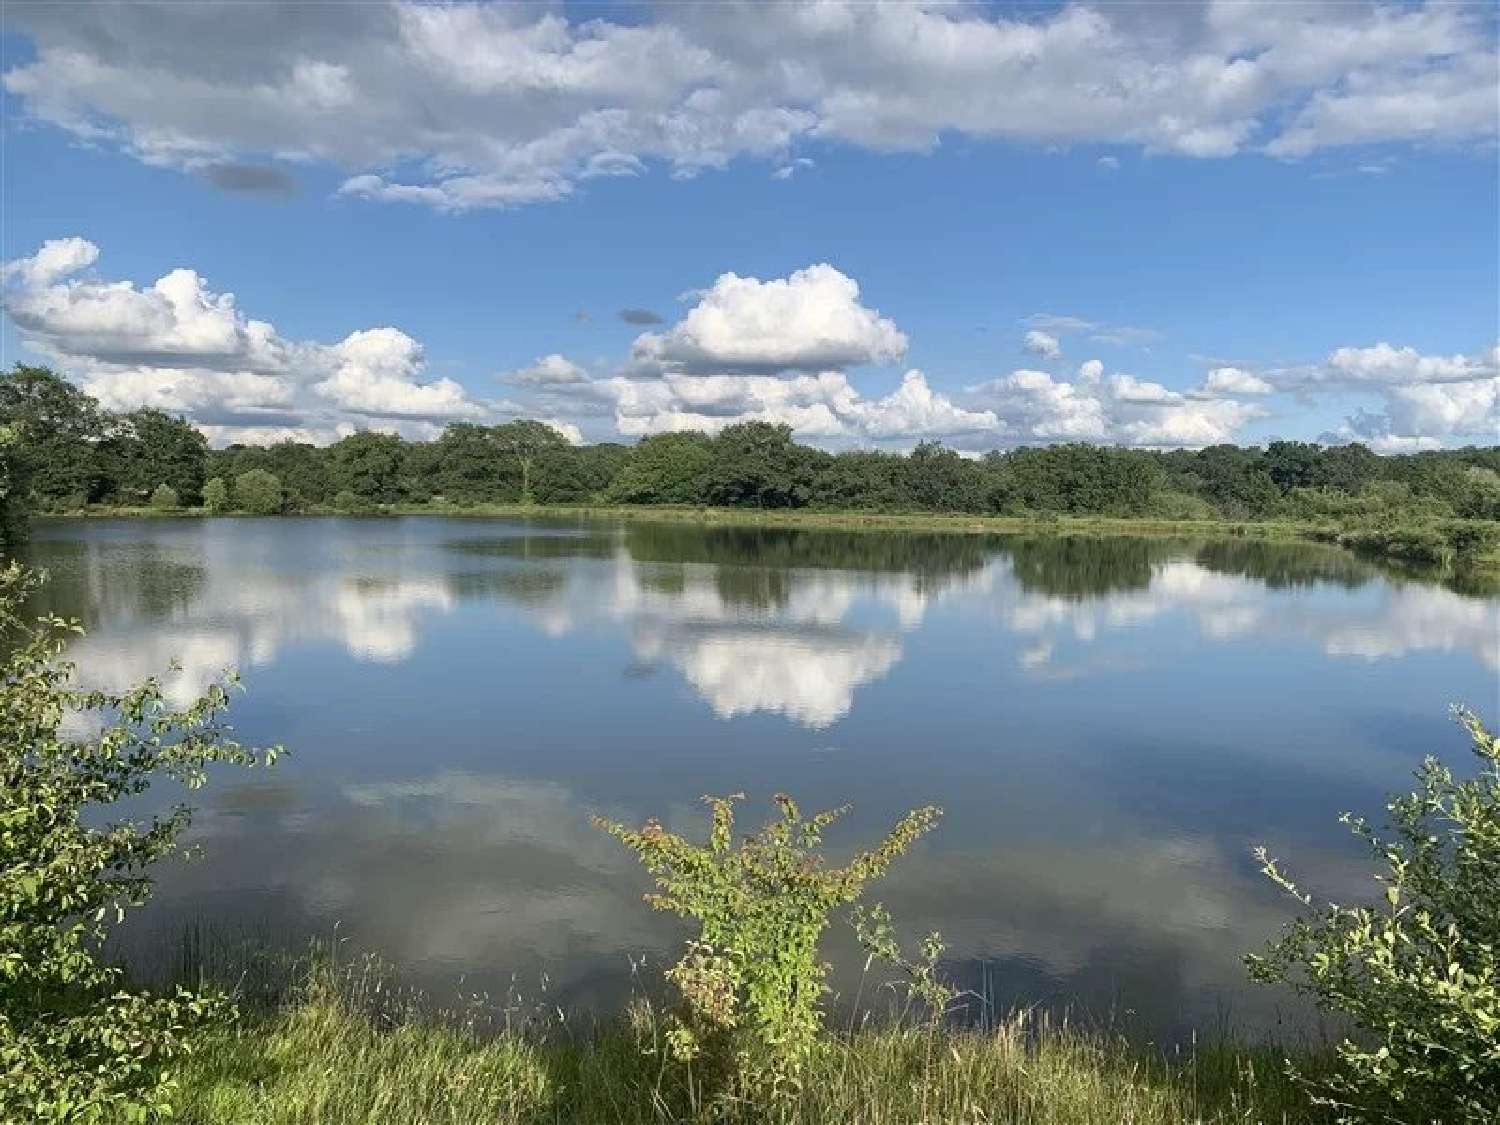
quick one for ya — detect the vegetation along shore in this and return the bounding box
[3,364,1498,573]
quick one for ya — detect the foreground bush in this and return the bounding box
[1250,708,1499,1123]
[0,564,278,1122]
[596,794,940,1108]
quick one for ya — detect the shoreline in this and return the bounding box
[34,503,1500,577]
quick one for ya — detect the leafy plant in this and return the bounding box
[234,468,284,515]
[148,483,180,510]
[333,488,375,514]
[0,563,280,1122]
[202,476,230,513]
[1248,707,1499,1124]
[595,793,940,1108]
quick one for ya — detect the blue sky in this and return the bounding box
[2,1,1496,451]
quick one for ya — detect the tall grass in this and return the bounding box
[171,956,1329,1124]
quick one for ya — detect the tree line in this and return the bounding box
[3,363,1497,547]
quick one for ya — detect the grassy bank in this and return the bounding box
[172,961,1324,1125]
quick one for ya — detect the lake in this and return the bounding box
[21,516,1500,1041]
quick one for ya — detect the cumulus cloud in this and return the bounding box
[4,238,1490,453]
[1024,329,1062,361]
[528,263,993,443]
[966,361,1265,448]
[499,354,590,386]
[2,236,486,441]
[5,2,1492,211]
[1322,342,1492,385]
[1201,367,1274,396]
[628,264,906,375]
[1280,340,1499,450]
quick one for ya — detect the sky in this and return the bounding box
[1,0,1496,453]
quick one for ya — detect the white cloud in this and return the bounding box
[629,263,906,374]
[3,237,487,441]
[1024,329,1062,360]
[1201,367,1273,396]
[499,353,590,386]
[1282,340,1499,449]
[604,368,996,444]
[317,328,482,421]
[1323,342,1492,385]
[5,2,1492,211]
[1023,312,1163,349]
[967,361,1265,448]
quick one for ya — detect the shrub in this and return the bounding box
[596,793,940,1107]
[202,475,230,513]
[234,468,284,515]
[1249,708,1500,1123]
[333,488,375,514]
[0,563,279,1122]
[149,482,180,510]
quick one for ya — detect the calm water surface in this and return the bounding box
[22,516,1500,1039]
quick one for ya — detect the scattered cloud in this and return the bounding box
[4,2,1492,211]
[966,361,1266,448]
[617,308,664,326]
[1024,329,1062,361]
[1096,155,1120,171]
[4,237,1490,452]
[499,354,590,387]
[1275,341,1500,451]
[2,236,487,441]
[1200,367,1274,396]
[1023,313,1163,349]
[773,157,815,180]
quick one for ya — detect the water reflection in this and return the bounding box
[23,517,1499,1038]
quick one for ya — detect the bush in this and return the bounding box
[234,468,284,515]
[202,475,230,513]
[0,564,280,1121]
[1249,708,1500,1123]
[149,482,180,509]
[596,794,940,1107]
[333,488,375,514]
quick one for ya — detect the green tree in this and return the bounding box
[148,483,179,510]
[0,564,279,1121]
[900,441,983,511]
[704,422,819,508]
[0,365,106,509]
[234,469,284,515]
[202,476,230,513]
[0,424,28,551]
[606,432,714,504]
[1250,708,1500,1123]
[331,432,406,505]
[491,420,571,504]
[420,423,507,503]
[98,409,208,506]
[812,450,908,510]
[1263,440,1325,493]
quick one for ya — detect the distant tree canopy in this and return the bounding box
[2,365,1498,537]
